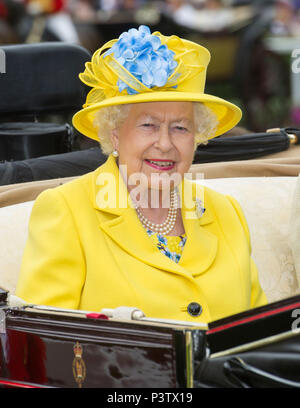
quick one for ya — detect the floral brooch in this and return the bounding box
[195,198,206,219]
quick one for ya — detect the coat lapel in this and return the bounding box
[91,156,218,280]
[176,178,218,277]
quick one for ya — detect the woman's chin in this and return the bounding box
[147,171,182,190]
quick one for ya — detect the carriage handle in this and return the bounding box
[6,294,207,328]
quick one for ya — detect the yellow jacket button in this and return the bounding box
[187,302,202,317]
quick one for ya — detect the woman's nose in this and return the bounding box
[155,125,173,152]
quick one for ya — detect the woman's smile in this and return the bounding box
[144,159,176,171]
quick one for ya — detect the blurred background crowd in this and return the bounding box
[1,0,300,132]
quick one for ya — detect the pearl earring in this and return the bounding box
[112,150,119,158]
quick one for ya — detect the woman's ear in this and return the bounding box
[110,128,119,152]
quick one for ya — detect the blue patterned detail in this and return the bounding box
[146,230,187,263]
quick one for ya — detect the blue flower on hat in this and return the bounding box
[105,25,178,95]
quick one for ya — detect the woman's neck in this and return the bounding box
[128,185,185,236]
[128,185,173,211]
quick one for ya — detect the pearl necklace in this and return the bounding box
[135,189,178,235]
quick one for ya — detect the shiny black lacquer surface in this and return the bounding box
[4,295,300,388]
[207,294,300,353]
[195,334,300,388]
[196,295,300,388]
[0,308,196,388]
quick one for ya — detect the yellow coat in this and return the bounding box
[16,155,267,323]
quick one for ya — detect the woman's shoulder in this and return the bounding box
[185,179,235,208]
[196,182,251,249]
[183,178,247,227]
[25,169,103,225]
[199,183,247,221]
[36,161,107,204]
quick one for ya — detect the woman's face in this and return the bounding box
[111,101,196,192]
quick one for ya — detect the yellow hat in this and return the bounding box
[72,25,242,141]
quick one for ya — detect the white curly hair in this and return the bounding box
[93,102,219,155]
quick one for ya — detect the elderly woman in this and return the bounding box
[16,25,267,323]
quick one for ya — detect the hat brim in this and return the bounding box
[72,91,242,141]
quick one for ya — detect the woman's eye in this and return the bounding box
[174,126,188,132]
[141,123,155,129]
